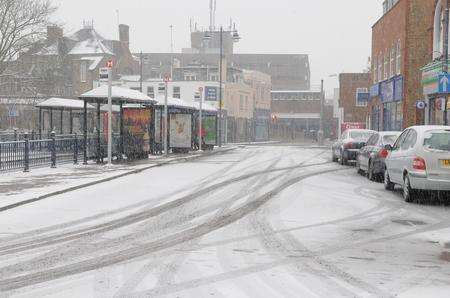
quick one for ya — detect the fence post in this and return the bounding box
[73,133,78,165]
[50,131,56,168]
[24,133,30,172]
[14,128,17,141]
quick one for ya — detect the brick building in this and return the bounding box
[369,0,434,131]
[270,90,334,141]
[339,73,371,129]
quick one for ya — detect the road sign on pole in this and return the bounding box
[439,73,450,93]
[198,87,203,152]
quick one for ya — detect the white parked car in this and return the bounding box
[384,126,450,202]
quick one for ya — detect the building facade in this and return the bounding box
[270,90,333,141]
[370,0,435,131]
[421,0,450,125]
[339,73,371,129]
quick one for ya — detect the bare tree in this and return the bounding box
[0,0,56,74]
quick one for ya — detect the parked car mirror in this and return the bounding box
[384,144,393,151]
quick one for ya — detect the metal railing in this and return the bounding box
[0,132,124,173]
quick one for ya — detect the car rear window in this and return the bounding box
[423,130,450,152]
[382,134,399,146]
[350,131,374,141]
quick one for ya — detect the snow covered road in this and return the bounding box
[1,145,450,297]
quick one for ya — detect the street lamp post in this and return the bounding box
[218,26,223,147]
[443,1,449,125]
[318,79,325,145]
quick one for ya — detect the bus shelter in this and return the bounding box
[79,85,156,163]
[154,97,196,154]
[36,98,95,138]
[192,101,218,150]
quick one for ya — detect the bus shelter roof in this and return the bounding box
[36,98,95,110]
[79,85,156,105]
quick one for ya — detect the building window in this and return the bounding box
[384,51,388,80]
[80,61,87,83]
[373,59,377,83]
[390,46,395,77]
[240,95,244,110]
[396,40,401,75]
[173,86,181,99]
[147,86,155,98]
[378,55,382,82]
[356,88,368,107]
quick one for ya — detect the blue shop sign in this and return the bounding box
[380,76,403,103]
[205,86,218,101]
[393,76,403,101]
[370,83,380,98]
[380,79,394,103]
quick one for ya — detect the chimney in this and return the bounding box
[119,24,130,48]
[47,25,63,44]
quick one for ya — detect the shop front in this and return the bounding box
[369,76,403,131]
[421,61,450,125]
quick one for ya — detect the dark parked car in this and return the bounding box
[356,131,400,181]
[332,129,376,165]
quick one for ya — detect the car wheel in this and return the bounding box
[332,151,338,162]
[403,175,416,203]
[368,160,375,181]
[384,169,395,191]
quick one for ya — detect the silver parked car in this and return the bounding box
[332,129,376,165]
[356,131,401,181]
[384,126,450,202]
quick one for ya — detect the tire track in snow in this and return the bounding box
[0,166,343,292]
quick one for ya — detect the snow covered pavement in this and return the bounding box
[0,145,450,297]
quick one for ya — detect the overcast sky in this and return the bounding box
[51,0,382,94]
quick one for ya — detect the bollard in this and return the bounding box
[50,131,56,168]
[24,133,30,172]
[73,133,78,165]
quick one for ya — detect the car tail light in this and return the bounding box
[378,149,389,158]
[344,142,353,149]
[412,156,426,171]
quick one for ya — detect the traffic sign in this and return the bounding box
[99,68,110,81]
[439,73,450,93]
[415,100,426,110]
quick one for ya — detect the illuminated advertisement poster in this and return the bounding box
[170,114,191,148]
[203,116,217,145]
[154,109,162,143]
[123,108,151,152]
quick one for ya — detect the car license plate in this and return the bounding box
[441,159,450,168]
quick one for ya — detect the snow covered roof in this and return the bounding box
[154,95,196,110]
[81,56,104,70]
[79,85,156,104]
[36,98,95,110]
[192,101,218,112]
[69,38,114,55]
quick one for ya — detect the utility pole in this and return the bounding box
[107,66,113,165]
[139,51,143,92]
[164,77,169,156]
[318,79,325,145]
[199,87,203,151]
[170,25,174,79]
[444,0,449,125]
[218,26,223,147]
